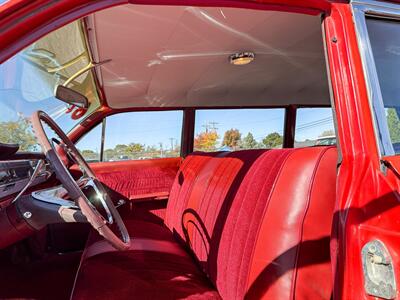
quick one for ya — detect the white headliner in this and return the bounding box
[89,5,329,108]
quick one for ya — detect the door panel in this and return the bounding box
[71,157,181,201]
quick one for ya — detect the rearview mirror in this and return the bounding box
[55,86,89,109]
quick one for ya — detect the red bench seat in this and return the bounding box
[71,147,337,300]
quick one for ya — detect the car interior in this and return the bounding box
[0,3,338,300]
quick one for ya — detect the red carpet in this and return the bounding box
[0,251,81,300]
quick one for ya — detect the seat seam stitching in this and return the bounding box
[241,149,293,298]
[201,158,234,263]
[225,152,262,297]
[191,152,229,258]
[236,151,287,299]
[289,147,330,300]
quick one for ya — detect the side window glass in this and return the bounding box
[366,17,400,155]
[76,123,102,162]
[386,108,400,153]
[103,111,183,161]
[295,108,335,147]
[194,109,285,152]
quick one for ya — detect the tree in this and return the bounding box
[222,129,241,149]
[262,132,283,148]
[114,144,129,154]
[104,148,116,161]
[387,108,400,143]
[0,117,37,151]
[242,132,258,149]
[80,149,98,160]
[194,130,219,151]
[319,129,335,137]
[127,143,145,154]
[146,145,159,157]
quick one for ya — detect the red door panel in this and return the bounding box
[71,157,182,201]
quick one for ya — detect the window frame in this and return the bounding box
[190,105,332,152]
[74,104,334,161]
[352,0,400,157]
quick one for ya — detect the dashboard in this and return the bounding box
[0,147,58,249]
[0,145,88,250]
[0,143,53,206]
[0,160,51,200]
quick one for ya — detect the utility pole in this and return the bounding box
[169,138,175,151]
[159,142,163,158]
[202,122,210,133]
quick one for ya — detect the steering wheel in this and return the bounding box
[31,111,130,250]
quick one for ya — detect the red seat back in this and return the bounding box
[165,147,337,299]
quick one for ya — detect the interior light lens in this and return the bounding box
[229,52,255,65]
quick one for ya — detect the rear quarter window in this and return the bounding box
[294,108,335,148]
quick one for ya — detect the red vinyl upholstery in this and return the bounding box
[72,147,337,300]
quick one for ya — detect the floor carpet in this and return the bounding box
[0,251,81,300]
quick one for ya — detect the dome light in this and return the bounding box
[229,52,255,65]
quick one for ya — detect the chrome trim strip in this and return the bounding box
[321,15,342,164]
[12,160,46,203]
[100,118,106,162]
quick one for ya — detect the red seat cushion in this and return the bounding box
[71,220,221,300]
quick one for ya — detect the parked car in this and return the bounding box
[315,135,337,146]
[0,1,399,299]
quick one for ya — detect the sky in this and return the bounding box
[195,109,285,142]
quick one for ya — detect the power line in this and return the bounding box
[296,117,333,130]
[202,121,219,133]
[296,119,333,132]
[253,117,334,140]
[209,121,219,131]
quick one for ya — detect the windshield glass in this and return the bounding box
[0,20,100,151]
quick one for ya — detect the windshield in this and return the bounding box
[0,20,100,151]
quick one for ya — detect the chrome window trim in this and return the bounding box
[322,16,343,164]
[351,0,400,157]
